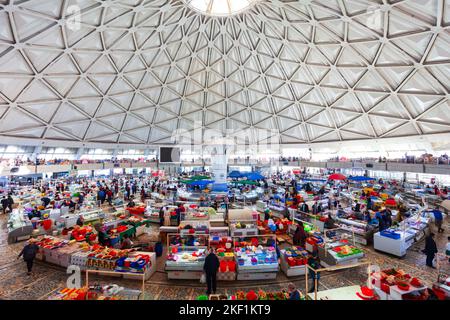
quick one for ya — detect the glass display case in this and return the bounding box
[7,209,33,243]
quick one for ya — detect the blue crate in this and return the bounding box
[380,230,400,240]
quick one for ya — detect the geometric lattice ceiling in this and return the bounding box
[0,0,449,146]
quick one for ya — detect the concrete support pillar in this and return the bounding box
[75,147,84,160]
[32,145,42,162]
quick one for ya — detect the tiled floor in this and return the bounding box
[0,213,448,300]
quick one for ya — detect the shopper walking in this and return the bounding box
[424,233,438,268]
[203,248,220,295]
[1,196,8,214]
[17,239,40,275]
[7,193,14,212]
[431,208,444,233]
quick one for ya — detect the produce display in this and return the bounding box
[126,205,146,215]
[234,242,277,269]
[371,268,428,300]
[71,225,96,242]
[179,220,210,235]
[209,236,236,278]
[331,245,364,258]
[196,289,299,300]
[49,285,141,300]
[166,247,207,263]
[36,236,70,250]
[231,222,254,229]
[86,246,130,270]
[283,246,309,267]
[7,209,33,244]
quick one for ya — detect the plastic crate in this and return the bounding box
[380,230,401,240]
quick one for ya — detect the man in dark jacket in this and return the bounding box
[203,248,220,295]
[18,239,40,275]
[7,194,14,212]
[424,233,438,268]
[307,249,321,293]
[1,196,8,214]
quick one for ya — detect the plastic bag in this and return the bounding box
[200,273,206,284]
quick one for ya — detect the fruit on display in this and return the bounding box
[236,291,246,300]
[258,290,267,300]
[246,290,258,300]
[36,236,68,249]
[332,245,363,257]
[410,278,423,288]
[397,282,410,291]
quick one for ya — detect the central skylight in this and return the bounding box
[183,0,259,16]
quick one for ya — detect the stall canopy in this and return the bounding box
[231,180,258,186]
[348,176,375,182]
[301,178,327,182]
[190,175,209,181]
[328,173,347,181]
[187,180,215,187]
[244,172,265,181]
[228,171,243,178]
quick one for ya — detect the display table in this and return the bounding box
[307,285,363,300]
[318,241,365,267]
[87,251,156,281]
[165,246,207,280]
[335,217,376,245]
[7,209,33,244]
[234,237,279,281]
[256,200,267,213]
[370,268,429,300]
[209,213,225,227]
[373,230,414,257]
[280,257,306,277]
[268,204,287,218]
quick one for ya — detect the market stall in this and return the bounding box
[370,268,429,300]
[335,214,378,245]
[305,261,370,300]
[279,246,308,277]
[165,234,209,280]
[178,220,210,236]
[49,283,144,300]
[373,211,430,257]
[316,229,366,267]
[233,235,279,280]
[209,236,236,281]
[7,208,33,243]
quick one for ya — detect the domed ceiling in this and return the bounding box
[0,0,448,147]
